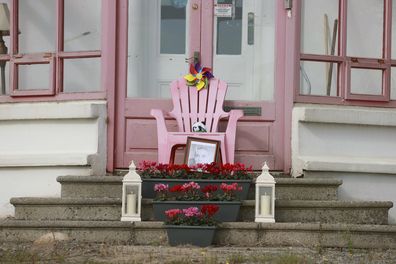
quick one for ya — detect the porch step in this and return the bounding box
[11,197,392,225]
[1,219,396,249]
[57,176,342,201]
[11,198,121,221]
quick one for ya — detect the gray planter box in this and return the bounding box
[153,200,242,222]
[165,225,216,247]
[143,179,251,200]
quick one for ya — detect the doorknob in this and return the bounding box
[193,51,200,64]
[248,12,254,45]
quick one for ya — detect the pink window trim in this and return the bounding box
[0,0,106,100]
[295,0,395,106]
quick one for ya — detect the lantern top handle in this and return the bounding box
[129,160,137,171]
[262,162,269,172]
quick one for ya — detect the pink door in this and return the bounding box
[114,0,287,171]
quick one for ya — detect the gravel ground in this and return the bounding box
[1,242,396,264]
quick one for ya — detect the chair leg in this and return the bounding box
[220,142,227,164]
[158,144,170,164]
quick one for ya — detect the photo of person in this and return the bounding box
[185,138,219,166]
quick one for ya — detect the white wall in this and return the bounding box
[292,104,396,223]
[0,100,107,217]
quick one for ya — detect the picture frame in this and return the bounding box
[184,137,221,166]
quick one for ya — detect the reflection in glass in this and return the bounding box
[64,0,101,51]
[18,64,50,90]
[19,0,56,53]
[351,68,382,95]
[160,0,186,54]
[0,60,9,95]
[347,0,383,58]
[300,61,338,96]
[216,0,242,55]
[63,58,101,92]
[391,68,396,100]
[301,0,339,56]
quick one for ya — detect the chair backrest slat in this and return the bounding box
[170,78,228,133]
[189,86,198,125]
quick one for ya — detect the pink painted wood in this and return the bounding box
[150,78,243,164]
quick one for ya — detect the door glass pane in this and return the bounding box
[18,64,49,90]
[19,0,56,53]
[300,61,338,96]
[347,0,383,58]
[128,0,188,98]
[213,0,275,101]
[216,0,242,55]
[160,0,187,54]
[301,0,339,56]
[63,58,101,92]
[351,68,382,95]
[64,0,101,51]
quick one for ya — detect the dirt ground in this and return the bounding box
[1,242,396,264]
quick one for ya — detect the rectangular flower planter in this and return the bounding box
[165,225,216,247]
[143,178,251,200]
[153,200,241,222]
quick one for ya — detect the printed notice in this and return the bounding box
[214,4,233,17]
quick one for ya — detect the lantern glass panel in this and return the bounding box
[258,186,273,215]
[124,185,139,215]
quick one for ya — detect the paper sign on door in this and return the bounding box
[214,4,233,17]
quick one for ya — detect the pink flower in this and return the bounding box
[182,207,202,217]
[154,183,169,192]
[181,181,200,191]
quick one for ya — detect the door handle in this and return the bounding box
[248,12,254,45]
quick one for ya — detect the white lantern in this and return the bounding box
[121,160,142,222]
[255,162,275,223]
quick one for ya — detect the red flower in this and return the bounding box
[201,204,219,217]
[165,208,182,219]
[169,184,183,193]
[201,185,218,193]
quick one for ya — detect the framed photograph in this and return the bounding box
[184,137,220,166]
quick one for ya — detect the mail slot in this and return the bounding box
[223,106,262,116]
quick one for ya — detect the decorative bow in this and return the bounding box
[184,63,214,91]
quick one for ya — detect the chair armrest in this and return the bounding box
[226,109,243,132]
[150,109,168,134]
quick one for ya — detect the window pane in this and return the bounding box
[347,0,383,58]
[18,64,50,90]
[0,60,9,95]
[301,0,339,55]
[19,0,56,53]
[216,0,242,55]
[63,58,101,92]
[160,0,186,54]
[300,61,338,96]
[392,2,396,59]
[390,67,396,100]
[64,0,101,51]
[351,68,382,95]
[128,0,188,98]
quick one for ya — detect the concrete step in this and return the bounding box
[11,198,121,221]
[11,197,392,225]
[1,219,396,249]
[57,176,342,201]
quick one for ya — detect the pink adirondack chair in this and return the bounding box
[151,78,243,164]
